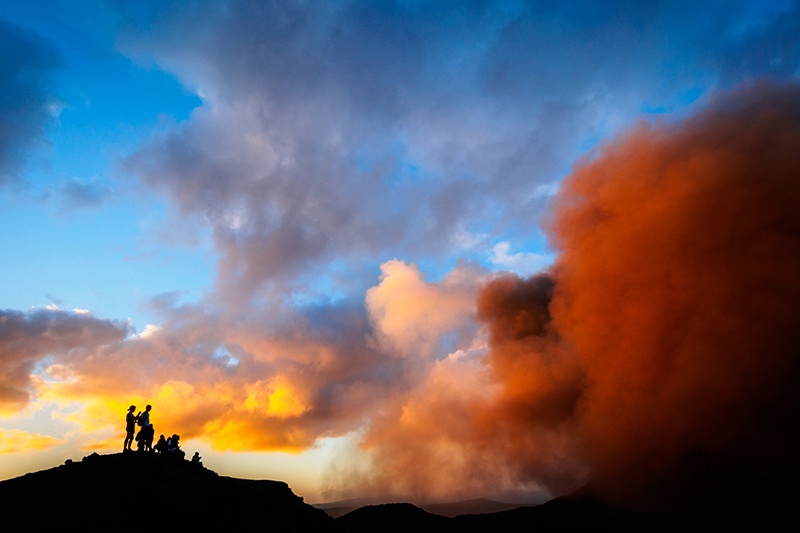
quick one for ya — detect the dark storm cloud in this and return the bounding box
[0,20,60,186]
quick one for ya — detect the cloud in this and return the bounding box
[20,262,483,457]
[0,308,129,413]
[353,351,502,502]
[116,1,800,317]
[108,1,800,506]
[365,259,482,358]
[0,429,64,453]
[322,81,800,514]
[490,241,554,275]
[344,272,587,503]
[4,1,800,511]
[54,177,115,210]
[0,20,60,186]
[108,2,630,307]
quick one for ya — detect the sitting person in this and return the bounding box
[154,434,167,453]
[191,451,202,466]
[166,434,185,459]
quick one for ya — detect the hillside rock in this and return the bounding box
[0,452,332,531]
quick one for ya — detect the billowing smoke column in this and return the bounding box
[479,81,800,522]
[475,273,587,497]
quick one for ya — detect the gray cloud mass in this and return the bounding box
[119,1,800,311]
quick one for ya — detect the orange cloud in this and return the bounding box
[355,350,503,501]
[0,308,128,413]
[366,259,480,358]
[0,429,64,453]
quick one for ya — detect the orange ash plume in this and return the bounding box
[344,82,800,517]
[475,81,800,523]
[530,80,800,522]
[475,273,587,496]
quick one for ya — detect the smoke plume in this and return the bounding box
[481,80,800,522]
[341,82,800,519]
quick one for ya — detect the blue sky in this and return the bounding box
[1,0,799,506]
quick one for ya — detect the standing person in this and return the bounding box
[123,405,137,452]
[136,405,153,452]
[139,404,152,428]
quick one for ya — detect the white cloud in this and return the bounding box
[490,242,554,276]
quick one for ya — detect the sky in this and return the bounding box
[1,0,799,516]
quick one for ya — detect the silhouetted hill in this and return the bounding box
[450,492,634,532]
[0,452,332,531]
[5,452,776,531]
[0,453,624,531]
[333,494,633,533]
[335,502,451,531]
[316,496,528,519]
[423,497,534,517]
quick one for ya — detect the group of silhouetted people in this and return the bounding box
[123,404,194,462]
[124,404,153,452]
[153,433,187,460]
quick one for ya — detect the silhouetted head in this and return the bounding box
[129,405,135,412]
[145,405,151,411]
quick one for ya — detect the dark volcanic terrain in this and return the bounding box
[0,452,788,531]
[0,452,332,530]
[0,452,628,531]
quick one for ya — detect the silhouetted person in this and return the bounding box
[144,425,155,452]
[191,452,202,466]
[139,404,151,428]
[124,405,137,452]
[167,434,185,459]
[154,434,167,453]
[136,405,153,452]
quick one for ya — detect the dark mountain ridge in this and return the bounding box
[0,452,332,530]
[0,452,624,531]
[316,496,531,518]
[1,452,785,531]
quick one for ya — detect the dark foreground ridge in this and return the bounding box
[0,453,629,531]
[0,452,332,530]
[5,453,778,531]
